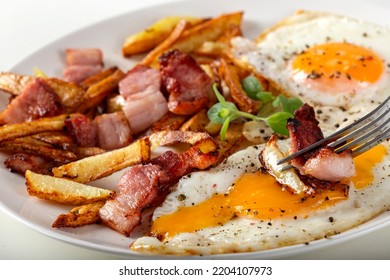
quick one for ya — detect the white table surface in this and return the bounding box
[1,0,390,260]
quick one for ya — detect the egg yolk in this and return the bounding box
[291,42,383,92]
[151,172,347,239]
[351,144,387,189]
[151,144,388,239]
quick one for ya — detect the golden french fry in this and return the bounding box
[0,136,77,163]
[140,19,189,66]
[151,112,189,133]
[168,12,243,54]
[52,138,150,183]
[0,72,34,96]
[45,78,86,113]
[218,58,261,113]
[76,69,125,113]
[0,114,71,143]
[149,130,215,150]
[122,16,204,57]
[26,170,114,204]
[179,109,210,133]
[52,201,105,228]
[80,67,118,88]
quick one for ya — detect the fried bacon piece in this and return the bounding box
[99,133,219,236]
[287,103,324,169]
[159,49,214,115]
[0,78,63,125]
[286,103,355,182]
[63,48,103,84]
[64,114,97,147]
[302,147,356,182]
[4,153,57,175]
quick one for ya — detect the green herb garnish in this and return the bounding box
[207,84,294,140]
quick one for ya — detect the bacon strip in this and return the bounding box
[63,48,103,83]
[64,114,97,147]
[159,49,213,115]
[0,78,63,124]
[287,103,324,169]
[99,136,219,236]
[286,103,355,182]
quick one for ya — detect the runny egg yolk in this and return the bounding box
[151,172,347,239]
[291,42,383,91]
[151,145,388,239]
[351,144,387,189]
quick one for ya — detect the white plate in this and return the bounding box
[1,0,390,259]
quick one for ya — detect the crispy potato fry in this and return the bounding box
[0,114,70,143]
[151,112,189,133]
[0,72,34,96]
[52,201,105,228]
[179,109,210,132]
[79,67,118,88]
[214,122,244,165]
[168,12,243,54]
[26,170,114,204]
[76,69,125,113]
[45,78,86,113]
[218,58,261,113]
[122,16,204,57]
[0,136,77,163]
[52,138,150,183]
[32,132,73,150]
[149,130,215,150]
[140,19,189,66]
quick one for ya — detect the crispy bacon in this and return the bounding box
[287,103,324,169]
[65,48,103,66]
[99,164,166,236]
[63,65,103,84]
[4,153,56,175]
[159,49,214,115]
[94,112,133,150]
[99,136,219,236]
[63,48,103,83]
[118,65,161,99]
[64,114,97,147]
[302,147,356,182]
[0,78,63,124]
[286,103,355,183]
[119,65,168,134]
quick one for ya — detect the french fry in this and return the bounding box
[168,12,243,54]
[149,130,215,150]
[151,112,189,133]
[52,138,150,183]
[213,122,244,165]
[122,16,204,57]
[26,170,114,204]
[79,67,118,88]
[179,109,210,133]
[0,136,77,163]
[0,114,70,143]
[0,72,34,96]
[76,68,125,113]
[140,19,189,66]
[52,201,105,228]
[218,58,261,113]
[45,78,86,113]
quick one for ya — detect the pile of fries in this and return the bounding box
[0,12,268,230]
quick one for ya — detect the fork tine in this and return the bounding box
[351,125,390,158]
[277,96,390,165]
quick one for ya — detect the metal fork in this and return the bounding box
[277,96,390,170]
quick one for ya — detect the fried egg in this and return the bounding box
[233,11,390,141]
[131,139,390,255]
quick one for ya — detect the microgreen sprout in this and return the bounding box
[207,84,295,140]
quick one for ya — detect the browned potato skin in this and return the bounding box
[0,72,34,96]
[52,138,151,183]
[26,170,114,205]
[52,201,105,228]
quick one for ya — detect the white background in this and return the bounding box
[0,0,390,259]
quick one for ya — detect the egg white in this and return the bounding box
[131,139,390,255]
